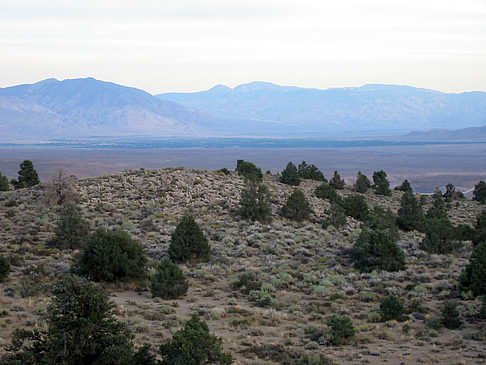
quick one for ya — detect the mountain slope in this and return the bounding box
[0,78,219,138]
[157,82,486,133]
[396,125,486,141]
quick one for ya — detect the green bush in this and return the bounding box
[326,315,355,346]
[426,193,448,220]
[235,160,263,182]
[473,180,486,203]
[151,260,189,299]
[314,183,341,204]
[351,228,406,272]
[380,295,404,321]
[329,171,345,190]
[441,302,462,329]
[0,275,156,365]
[298,161,326,181]
[396,192,425,231]
[342,194,369,221]
[444,183,464,200]
[395,179,413,193]
[50,202,90,250]
[473,209,486,246]
[281,189,312,222]
[13,160,40,189]
[75,228,147,283]
[0,170,9,191]
[372,170,391,196]
[238,180,272,222]
[420,217,459,254]
[0,255,11,283]
[216,167,230,175]
[460,241,486,297]
[365,206,397,231]
[322,204,347,229]
[169,216,211,263]
[354,171,371,193]
[280,162,301,186]
[231,271,262,294]
[160,313,233,365]
[425,317,443,330]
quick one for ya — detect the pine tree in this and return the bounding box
[395,179,412,193]
[51,202,90,250]
[354,171,371,193]
[169,216,211,263]
[280,162,301,186]
[238,180,272,222]
[281,189,312,222]
[0,170,9,191]
[473,180,486,203]
[15,160,40,188]
[151,260,189,299]
[298,161,326,181]
[373,170,391,196]
[396,192,425,231]
[329,171,345,190]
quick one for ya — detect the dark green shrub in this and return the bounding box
[159,313,233,365]
[238,180,272,222]
[426,193,448,220]
[460,241,486,297]
[380,295,404,321]
[455,224,475,241]
[235,160,263,182]
[231,272,262,294]
[169,216,211,263]
[420,217,459,254]
[314,183,341,204]
[329,171,345,190]
[354,171,371,193]
[342,194,369,221]
[322,204,347,229]
[0,255,11,283]
[441,302,462,329]
[443,183,464,200]
[281,189,312,222]
[50,202,90,250]
[396,192,425,231]
[351,228,406,272]
[4,199,17,207]
[473,180,486,203]
[395,179,413,193]
[473,210,486,246]
[280,162,301,186]
[425,318,443,330]
[326,315,355,346]
[479,296,486,319]
[151,260,189,299]
[216,168,230,175]
[14,160,40,189]
[372,170,391,196]
[0,275,156,365]
[75,228,147,282]
[365,206,397,231]
[298,161,326,181]
[0,171,9,191]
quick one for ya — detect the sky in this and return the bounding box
[1,0,486,94]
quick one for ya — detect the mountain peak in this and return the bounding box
[208,84,231,93]
[233,81,282,92]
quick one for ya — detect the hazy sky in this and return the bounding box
[1,0,486,93]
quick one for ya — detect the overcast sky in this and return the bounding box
[1,0,485,93]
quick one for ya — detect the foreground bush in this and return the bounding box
[0,275,156,365]
[460,241,486,297]
[160,313,233,365]
[441,302,462,329]
[169,216,211,263]
[281,189,312,222]
[351,228,406,272]
[238,180,272,222]
[380,295,404,321]
[280,162,301,186]
[76,228,147,282]
[151,260,189,299]
[0,255,10,283]
[326,315,355,346]
[50,202,90,250]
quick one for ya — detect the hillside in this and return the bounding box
[0,78,220,138]
[0,167,485,364]
[396,125,486,142]
[158,82,486,134]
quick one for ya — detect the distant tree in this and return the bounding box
[76,228,147,283]
[380,295,404,321]
[13,160,40,189]
[372,170,391,196]
[0,275,156,365]
[151,260,189,300]
[159,313,233,365]
[396,192,425,232]
[395,179,413,193]
[426,192,448,220]
[441,302,462,329]
[460,241,486,297]
[280,162,301,186]
[473,180,486,203]
[44,168,78,205]
[329,171,345,190]
[351,228,406,272]
[326,315,355,346]
[322,204,347,229]
[216,167,230,175]
[235,160,263,182]
[365,205,397,231]
[443,183,464,200]
[297,161,326,181]
[281,189,312,222]
[314,183,342,205]
[420,217,459,254]
[0,255,10,283]
[238,180,272,222]
[342,194,369,221]
[50,202,90,250]
[473,209,486,246]
[354,171,371,193]
[169,216,211,263]
[0,170,9,191]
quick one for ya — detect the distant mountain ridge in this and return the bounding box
[158,81,486,133]
[396,125,486,141]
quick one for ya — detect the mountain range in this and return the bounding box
[1,77,486,139]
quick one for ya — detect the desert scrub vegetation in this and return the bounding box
[380,295,405,321]
[168,215,211,263]
[326,315,356,346]
[150,259,189,299]
[49,202,90,249]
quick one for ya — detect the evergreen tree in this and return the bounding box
[314,182,342,205]
[169,216,211,263]
[365,206,398,231]
[0,255,10,283]
[426,193,448,220]
[420,217,458,254]
[473,209,486,246]
[280,162,301,186]
[235,160,263,182]
[473,180,486,203]
[238,180,272,222]
[460,241,486,296]
[15,160,40,188]
[441,302,462,329]
[51,202,90,250]
[395,179,413,193]
[354,171,371,193]
[281,189,312,222]
[160,313,233,365]
[0,170,9,191]
[373,170,391,196]
[322,204,347,229]
[396,192,425,232]
[297,161,326,181]
[342,194,369,221]
[380,295,404,321]
[443,183,464,200]
[329,171,345,190]
[151,260,189,299]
